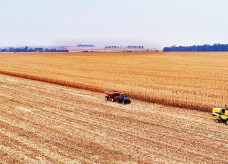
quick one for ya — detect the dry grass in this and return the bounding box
[0,52,227,112]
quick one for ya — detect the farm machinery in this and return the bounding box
[212,105,228,125]
[105,90,131,104]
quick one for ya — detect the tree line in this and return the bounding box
[163,44,228,52]
[0,46,69,52]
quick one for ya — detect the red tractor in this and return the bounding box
[105,90,131,104]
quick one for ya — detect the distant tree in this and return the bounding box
[0,47,68,53]
[163,44,228,52]
[1,49,7,52]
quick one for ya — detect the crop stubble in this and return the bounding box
[0,74,228,163]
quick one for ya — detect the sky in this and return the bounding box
[0,0,227,49]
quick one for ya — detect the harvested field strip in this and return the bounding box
[0,94,177,162]
[0,92,226,162]
[1,74,228,163]
[0,106,134,163]
[0,124,87,163]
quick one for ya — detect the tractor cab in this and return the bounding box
[212,106,228,125]
[117,94,131,104]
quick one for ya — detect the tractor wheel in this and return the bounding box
[105,96,108,101]
[122,101,125,104]
[112,98,115,102]
[216,119,220,123]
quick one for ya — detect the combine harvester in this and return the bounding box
[212,105,228,125]
[105,90,131,104]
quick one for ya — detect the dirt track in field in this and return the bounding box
[0,74,228,163]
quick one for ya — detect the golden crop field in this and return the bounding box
[0,52,227,112]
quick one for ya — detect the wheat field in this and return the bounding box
[0,52,227,112]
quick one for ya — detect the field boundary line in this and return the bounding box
[0,70,210,112]
[0,70,106,92]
